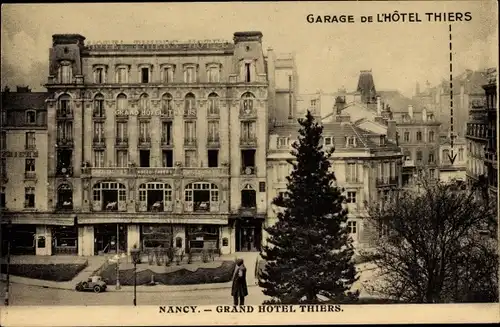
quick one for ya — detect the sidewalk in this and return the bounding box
[2,253,377,294]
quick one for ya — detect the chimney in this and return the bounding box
[387,120,397,143]
[376,95,382,115]
[408,105,414,119]
[334,96,345,115]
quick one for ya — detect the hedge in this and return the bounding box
[99,261,236,286]
[0,263,87,282]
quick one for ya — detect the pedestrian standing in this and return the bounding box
[231,258,248,305]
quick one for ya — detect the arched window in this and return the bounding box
[92,182,127,212]
[184,182,219,212]
[161,93,173,116]
[57,183,73,210]
[137,182,173,212]
[241,184,256,208]
[240,92,255,115]
[116,93,128,111]
[93,94,105,118]
[207,93,219,116]
[58,94,71,115]
[139,93,149,111]
[184,93,196,116]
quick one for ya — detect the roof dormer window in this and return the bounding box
[26,110,36,125]
[206,63,221,83]
[183,64,198,83]
[138,64,153,84]
[379,135,386,146]
[345,136,357,147]
[115,65,130,84]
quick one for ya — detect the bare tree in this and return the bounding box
[361,179,498,303]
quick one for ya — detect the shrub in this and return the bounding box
[0,263,87,282]
[100,261,236,285]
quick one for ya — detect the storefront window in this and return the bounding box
[141,225,173,250]
[53,226,78,254]
[187,225,219,251]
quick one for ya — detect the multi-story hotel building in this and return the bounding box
[1,87,51,255]
[7,31,279,257]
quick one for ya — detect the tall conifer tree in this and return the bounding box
[259,111,359,304]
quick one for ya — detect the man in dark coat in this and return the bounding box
[231,258,248,305]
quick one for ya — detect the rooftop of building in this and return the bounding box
[416,68,493,97]
[269,120,399,151]
[1,87,49,111]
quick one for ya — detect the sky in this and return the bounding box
[1,1,497,97]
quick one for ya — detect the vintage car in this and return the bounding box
[75,276,107,293]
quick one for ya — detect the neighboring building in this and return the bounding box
[1,86,50,255]
[322,70,441,187]
[438,135,467,182]
[296,89,336,120]
[413,69,490,137]
[267,115,403,249]
[267,51,299,124]
[483,68,497,201]
[8,31,285,257]
[465,71,490,189]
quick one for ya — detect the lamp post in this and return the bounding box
[4,220,12,306]
[116,224,120,290]
[130,246,140,306]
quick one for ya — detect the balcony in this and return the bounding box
[93,110,106,120]
[56,201,73,211]
[207,136,220,148]
[115,137,128,147]
[193,201,210,212]
[56,166,73,177]
[239,206,257,217]
[240,136,257,148]
[56,138,74,147]
[138,136,151,147]
[403,160,415,167]
[184,138,197,147]
[56,109,73,119]
[241,166,256,176]
[24,171,37,180]
[376,177,399,186]
[136,167,175,176]
[239,107,257,120]
[184,109,197,119]
[161,109,174,119]
[161,136,174,148]
[183,166,229,178]
[93,137,105,148]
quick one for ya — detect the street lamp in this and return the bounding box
[3,220,12,306]
[130,245,141,306]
